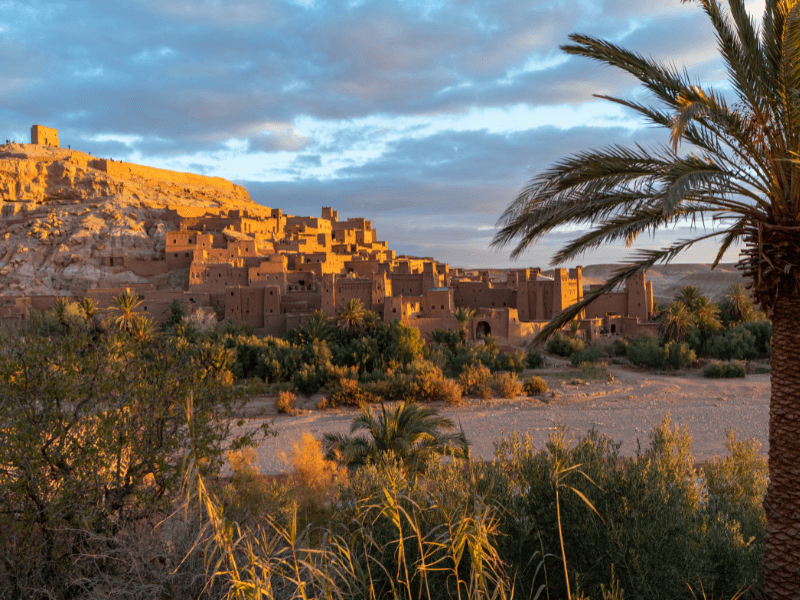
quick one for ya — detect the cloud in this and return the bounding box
[248,126,315,153]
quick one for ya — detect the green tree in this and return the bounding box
[287,309,338,345]
[109,290,144,332]
[453,306,477,345]
[719,283,757,325]
[676,285,702,310]
[659,302,694,343]
[491,1,800,591]
[0,320,261,596]
[323,402,468,471]
[336,298,367,335]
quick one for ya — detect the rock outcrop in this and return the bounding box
[0,142,269,295]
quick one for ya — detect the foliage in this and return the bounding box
[569,346,603,366]
[285,309,338,345]
[0,318,262,598]
[613,338,631,357]
[579,361,608,380]
[494,372,524,398]
[323,402,468,471]
[719,284,758,326]
[328,379,381,408]
[659,302,694,343]
[704,361,747,379]
[453,306,477,343]
[430,327,460,349]
[276,390,299,414]
[497,350,529,373]
[706,326,759,361]
[458,361,493,397]
[625,336,696,370]
[547,332,585,357]
[527,349,545,368]
[336,298,368,335]
[523,375,549,396]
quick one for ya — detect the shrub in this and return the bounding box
[276,390,299,414]
[664,341,697,369]
[494,372,523,398]
[547,332,584,357]
[458,361,493,396]
[613,338,631,357]
[497,350,528,373]
[579,361,608,379]
[706,327,758,361]
[328,379,380,408]
[704,360,746,378]
[738,320,772,355]
[282,433,348,517]
[569,346,603,366]
[527,349,544,369]
[523,376,548,395]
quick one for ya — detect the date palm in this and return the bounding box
[492,0,800,592]
[720,282,757,324]
[676,285,702,311]
[453,306,476,345]
[660,302,694,343]
[335,298,367,335]
[323,402,468,472]
[109,291,144,332]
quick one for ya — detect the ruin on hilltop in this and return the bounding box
[0,126,658,346]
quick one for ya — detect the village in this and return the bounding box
[0,126,657,346]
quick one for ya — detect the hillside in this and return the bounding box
[0,142,269,295]
[582,263,748,303]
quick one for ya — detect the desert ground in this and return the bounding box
[237,357,770,475]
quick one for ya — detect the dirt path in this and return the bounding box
[236,365,770,475]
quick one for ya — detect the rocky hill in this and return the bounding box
[0,142,270,295]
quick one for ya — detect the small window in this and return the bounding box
[185,252,189,257]
[269,291,273,295]
[231,292,234,296]
[174,253,178,258]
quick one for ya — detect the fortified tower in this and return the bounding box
[31,125,59,148]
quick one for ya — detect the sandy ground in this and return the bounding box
[234,361,770,475]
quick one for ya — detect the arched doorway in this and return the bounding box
[475,321,491,338]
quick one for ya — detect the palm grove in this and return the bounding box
[492,0,800,595]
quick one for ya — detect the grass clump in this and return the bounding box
[703,360,746,378]
[494,372,524,398]
[523,375,548,396]
[547,332,584,357]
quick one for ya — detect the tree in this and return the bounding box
[286,309,337,345]
[720,283,757,325]
[491,1,800,592]
[336,299,367,335]
[676,285,702,311]
[453,307,477,345]
[78,297,100,323]
[323,402,468,472]
[660,302,694,343]
[109,291,144,332]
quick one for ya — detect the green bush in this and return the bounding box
[579,361,608,379]
[626,337,696,369]
[738,320,772,355]
[613,338,631,357]
[704,360,746,378]
[569,346,603,366]
[526,350,545,369]
[547,332,584,357]
[448,343,500,374]
[523,376,548,395]
[706,327,758,361]
[497,350,528,373]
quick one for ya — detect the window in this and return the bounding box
[231,292,234,296]
[185,253,189,257]
[174,253,178,258]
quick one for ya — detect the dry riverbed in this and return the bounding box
[235,362,770,475]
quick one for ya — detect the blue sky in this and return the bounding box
[1,0,761,268]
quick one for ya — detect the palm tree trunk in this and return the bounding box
[764,290,800,597]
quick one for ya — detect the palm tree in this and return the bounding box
[78,297,100,323]
[128,313,157,343]
[720,283,756,324]
[289,309,337,345]
[109,291,144,332]
[676,285,702,311]
[453,307,476,345]
[659,302,694,343]
[336,299,367,335]
[491,2,800,592]
[323,402,469,472]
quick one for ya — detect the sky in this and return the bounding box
[0,0,763,268]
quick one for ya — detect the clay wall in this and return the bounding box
[584,291,627,318]
[124,256,171,277]
[453,281,514,311]
[391,273,424,296]
[98,159,245,196]
[422,288,454,318]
